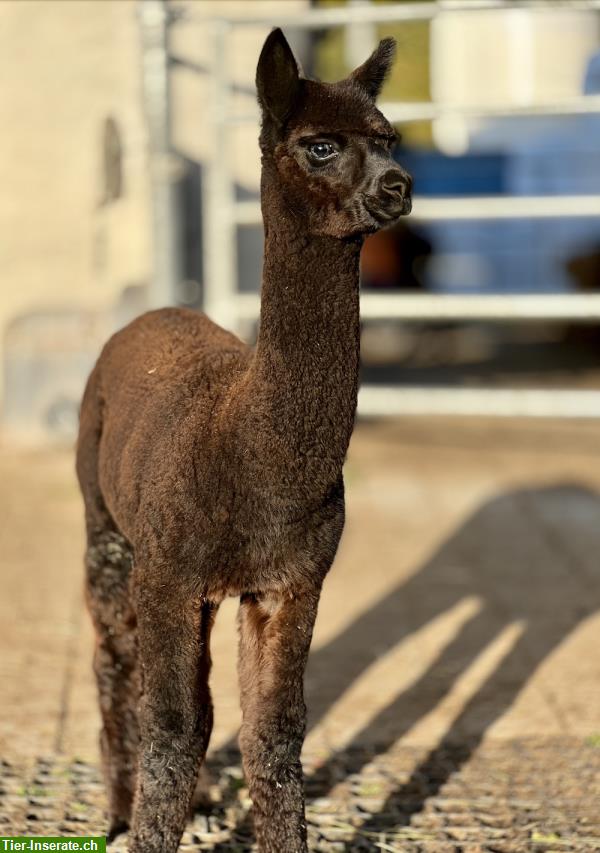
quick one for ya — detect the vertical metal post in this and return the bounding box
[507,8,535,106]
[345,0,377,70]
[202,19,239,331]
[138,0,183,309]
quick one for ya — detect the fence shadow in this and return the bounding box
[302,482,600,848]
[206,483,600,846]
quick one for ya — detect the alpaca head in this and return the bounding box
[256,28,412,239]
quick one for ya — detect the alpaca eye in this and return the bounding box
[307,141,337,161]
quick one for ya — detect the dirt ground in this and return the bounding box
[1,416,600,851]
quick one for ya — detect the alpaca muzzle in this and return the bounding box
[379,168,412,215]
[364,168,412,223]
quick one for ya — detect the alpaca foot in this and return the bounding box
[190,763,215,814]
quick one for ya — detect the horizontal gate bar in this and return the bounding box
[222,97,600,126]
[380,96,600,122]
[180,1,600,28]
[234,195,600,225]
[357,386,600,418]
[233,293,600,322]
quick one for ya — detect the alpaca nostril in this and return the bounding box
[381,169,411,198]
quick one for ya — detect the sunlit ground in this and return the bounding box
[2,417,600,848]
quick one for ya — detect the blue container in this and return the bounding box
[395,108,600,295]
[398,149,505,197]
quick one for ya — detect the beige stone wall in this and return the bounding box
[0,0,309,409]
[0,0,151,400]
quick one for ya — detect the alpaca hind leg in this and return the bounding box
[129,580,217,853]
[238,588,320,853]
[86,528,139,840]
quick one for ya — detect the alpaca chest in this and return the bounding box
[218,479,346,591]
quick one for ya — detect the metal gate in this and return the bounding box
[139,0,600,418]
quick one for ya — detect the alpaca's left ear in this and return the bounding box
[349,37,396,100]
[256,28,302,126]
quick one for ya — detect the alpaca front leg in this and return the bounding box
[238,588,320,853]
[129,580,216,853]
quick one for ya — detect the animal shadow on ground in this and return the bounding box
[205,483,600,848]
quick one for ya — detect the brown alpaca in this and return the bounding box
[76,29,411,853]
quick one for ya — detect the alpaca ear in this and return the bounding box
[256,28,302,126]
[349,37,396,100]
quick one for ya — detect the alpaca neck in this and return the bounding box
[246,164,362,480]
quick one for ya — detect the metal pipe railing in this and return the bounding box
[235,195,600,226]
[178,0,600,28]
[201,20,240,330]
[165,0,600,418]
[357,386,600,418]
[231,292,600,324]
[223,94,600,125]
[382,95,600,122]
[138,0,184,309]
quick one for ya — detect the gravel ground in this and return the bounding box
[1,739,599,852]
[3,418,600,851]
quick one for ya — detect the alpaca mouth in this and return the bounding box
[363,195,412,225]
